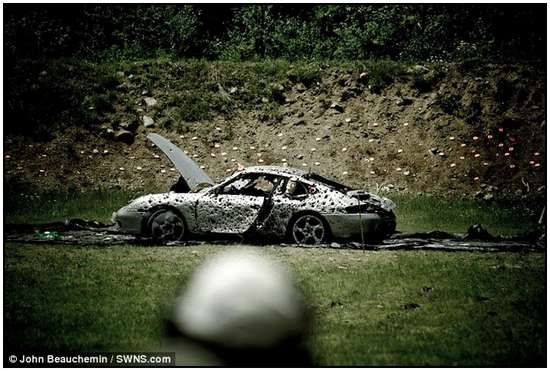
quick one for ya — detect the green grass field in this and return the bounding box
[4,191,546,366]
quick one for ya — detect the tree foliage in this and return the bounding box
[4,4,545,62]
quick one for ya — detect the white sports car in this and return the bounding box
[112,134,396,244]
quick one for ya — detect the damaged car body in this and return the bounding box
[112,134,397,244]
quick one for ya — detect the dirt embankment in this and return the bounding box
[4,61,546,199]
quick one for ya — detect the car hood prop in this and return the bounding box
[147,133,214,191]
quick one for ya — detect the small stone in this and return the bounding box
[345,118,352,123]
[229,87,238,94]
[210,153,216,157]
[250,146,256,150]
[142,115,155,128]
[473,136,479,140]
[103,150,109,154]
[114,129,134,144]
[342,171,349,175]
[161,169,166,173]
[396,167,402,171]
[216,127,222,131]
[192,136,198,140]
[330,102,344,113]
[281,158,287,162]
[277,133,283,137]
[403,122,409,127]
[403,171,410,176]
[342,147,348,152]
[258,159,264,163]
[474,153,480,158]
[314,162,320,166]
[221,152,227,156]
[397,149,403,153]
[92,149,99,154]
[372,122,379,127]
[143,97,158,107]
[119,167,125,171]
[136,166,143,170]
[315,137,321,142]
[233,147,239,151]
[281,146,288,150]
[200,165,206,169]
[449,136,455,140]
[396,96,413,106]
[450,163,456,167]
[214,143,221,148]
[310,148,316,152]
[39,169,45,173]
[461,143,466,147]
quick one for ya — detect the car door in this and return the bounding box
[195,174,272,234]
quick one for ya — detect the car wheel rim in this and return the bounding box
[151,211,185,242]
[292,215,325,245]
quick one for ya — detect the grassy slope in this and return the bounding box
[4,243,545,366]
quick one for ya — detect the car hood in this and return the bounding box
[346,190,395,211]
[147,133,214,191]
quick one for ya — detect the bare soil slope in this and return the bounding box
[4,60,545,198]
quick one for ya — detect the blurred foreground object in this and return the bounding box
[162,249,312,366]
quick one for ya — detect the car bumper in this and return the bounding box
[112,207,147,235]
[323,213,396,240]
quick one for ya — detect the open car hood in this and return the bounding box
[147,133,214,191]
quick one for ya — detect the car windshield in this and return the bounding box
[305,172,352,193]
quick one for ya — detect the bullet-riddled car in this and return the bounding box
[112,134,396,244]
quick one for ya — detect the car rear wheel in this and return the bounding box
[149,209,186,243]
[290,214,329,245]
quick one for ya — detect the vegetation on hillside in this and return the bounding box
[5,4,545,63]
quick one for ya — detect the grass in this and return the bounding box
[389,194,541,235]
[4,191,544,365]
[4,243,545,366]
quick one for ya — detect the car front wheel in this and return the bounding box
[149,209,186,243]
[290,214,329,245]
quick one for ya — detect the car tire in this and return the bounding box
[289,213,330,245]
[148,209,186,243]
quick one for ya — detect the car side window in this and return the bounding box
[220,177,252,194]
[219,174,281,197]
[286,179,308,197]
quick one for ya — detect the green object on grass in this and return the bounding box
[33,231,60,240]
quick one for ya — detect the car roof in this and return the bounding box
[241,165,308,178]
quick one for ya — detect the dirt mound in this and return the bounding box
[4,61,545,198]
